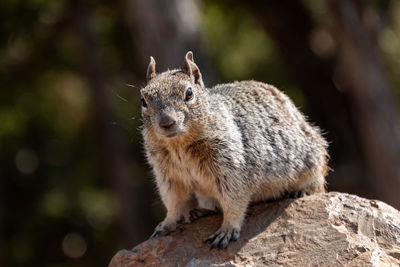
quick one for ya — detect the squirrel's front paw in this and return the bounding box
[149,221,178,239]
[205,227,240,249]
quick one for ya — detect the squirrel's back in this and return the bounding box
[206,80,328,200]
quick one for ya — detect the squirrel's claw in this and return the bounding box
[149,221,177,239]
[149,229,161,239]
[205,228,240,249]
[149,222,165,239]
[286,190,310,199]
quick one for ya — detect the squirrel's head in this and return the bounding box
[140,51,206,139]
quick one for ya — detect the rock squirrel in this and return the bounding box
[140,51,329,249]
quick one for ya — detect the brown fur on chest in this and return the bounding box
[148,126,216,172]
[166,137,218,179]
[147,127,222,195]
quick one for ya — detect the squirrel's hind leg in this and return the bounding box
[286,173,326,200]
[188,193,220,221]
[299,173,326,195]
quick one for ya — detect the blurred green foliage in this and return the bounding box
[1,0,400,266]
[202,1,306,106]
[380,1,400,100]
[0,0,131,266]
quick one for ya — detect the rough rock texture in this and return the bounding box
[108,192,400,266]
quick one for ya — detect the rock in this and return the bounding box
[108,192,400,266]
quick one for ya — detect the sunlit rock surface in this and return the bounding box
[108,192,400,266]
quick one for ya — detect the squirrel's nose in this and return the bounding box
[159,116,176,130]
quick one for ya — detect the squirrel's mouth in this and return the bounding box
[158,128,181,139]
[166,133,178,138]
[164,132,178,138]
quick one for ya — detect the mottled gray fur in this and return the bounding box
[140,51,328,249]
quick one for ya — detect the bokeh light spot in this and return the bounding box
[62,233,87,259]
[15,149,39,174]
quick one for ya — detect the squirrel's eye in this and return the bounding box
[185,88,193,101]
[141,96,147,108]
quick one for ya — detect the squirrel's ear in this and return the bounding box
[146,56,156,82]
[183,51,204,88]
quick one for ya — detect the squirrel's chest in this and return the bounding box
[164,143,216,191]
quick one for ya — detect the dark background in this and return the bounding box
[1,0,400,266]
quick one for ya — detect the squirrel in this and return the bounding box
[140,51,329,249]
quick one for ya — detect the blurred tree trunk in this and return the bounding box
[327,0,400,208]
[122,0,216,85]
[246,0,364,192]
[71,0,144,245]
